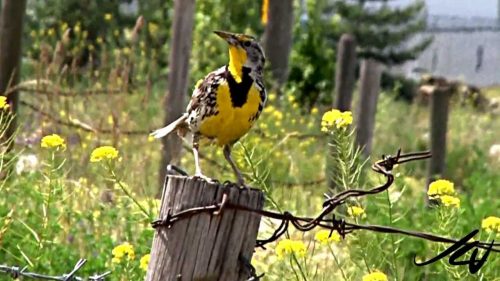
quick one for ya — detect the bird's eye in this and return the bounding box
[243,41,251,47]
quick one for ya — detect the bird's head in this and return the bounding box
[214,30,265,81]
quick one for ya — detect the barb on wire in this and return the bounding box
[0,259,111,280]
[152,149,500,254]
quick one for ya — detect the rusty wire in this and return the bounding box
[0,259,111,280]
[152,150,500,254]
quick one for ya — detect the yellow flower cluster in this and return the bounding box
[90,146,119,162]
[481,216,500,233]
[112,242,135,263]
[41,134,66,150]
[427,179,460,208]
[439,195,460,208]
[347,206,366,218]
[275,239,306,258]
[314,230,341,245]
[321,109,353,132]
[362,271,388,281]
[140,254,151,271]
[0,96,9,110]
[427,179,455,196]
[104,13,113,21]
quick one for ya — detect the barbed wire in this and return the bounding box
[0,259,111,280]
[152,150,500,254]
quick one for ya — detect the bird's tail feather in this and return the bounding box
[150,113,188,139]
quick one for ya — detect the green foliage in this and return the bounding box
[381,73,419,102]
[335,0,432,65]
[287,0,339,109]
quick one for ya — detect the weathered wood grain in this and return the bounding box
[146,176,264,281]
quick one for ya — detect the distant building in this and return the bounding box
[399,13,500,87]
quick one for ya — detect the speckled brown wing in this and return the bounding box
[186,66,226,132]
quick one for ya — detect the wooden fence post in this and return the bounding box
[264,0,294,90]
[356,59,383,158]
[147,176,264,281]
[159,0,196,193]
[427,85,452,183]
[334,33,357,111]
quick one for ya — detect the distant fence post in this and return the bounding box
[356,59,383,158]
[334,33,357,111]
[159,0,196,194]
[146,176,264,281]
[328,34,357,190]
[427,85,452,184]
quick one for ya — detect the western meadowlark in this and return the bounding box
[151,31,266,186]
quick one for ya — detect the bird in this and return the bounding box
[151,30,266,186]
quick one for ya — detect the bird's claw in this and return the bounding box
[192,174,218,184]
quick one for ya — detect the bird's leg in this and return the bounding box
[223,145,245,186]
[192,133,213,183]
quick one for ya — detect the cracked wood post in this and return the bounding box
[146,176,265,281]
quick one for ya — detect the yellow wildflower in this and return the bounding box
[112,242,135,263]
[315,230,341,245]
[263,105,275,114]
[273,110,283,120]
[427,179,455,197]
[148,135,155,142]
[347,206,366,218]
[104,13,113,21]
[321,109,353,131]
[90,146,119,162]
[140,254,151,271]
[311,107,319,115]
[261,0,269,25]
[275,239,306,259]
[481,216,500,233]
[0,96,9,109]
[148,22,159,36]
[41,134,66,150]
[74,23,81,34]
[362,271,388,281]
[60,22,68,32]
[439,195,460,208]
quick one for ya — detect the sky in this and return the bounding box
[395,0,498,18]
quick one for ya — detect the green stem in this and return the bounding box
[291,253,308,281]
[108,164,151,219]
[288,255,301,281]
[385,190,398,280]
[328,244,348,281]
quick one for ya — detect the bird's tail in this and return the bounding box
[150,113,189,139]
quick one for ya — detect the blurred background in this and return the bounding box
[0,0,499,280]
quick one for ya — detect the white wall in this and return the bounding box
[400,31,500,86]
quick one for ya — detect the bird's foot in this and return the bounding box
[222,179,247,189]
[192,173,218,184]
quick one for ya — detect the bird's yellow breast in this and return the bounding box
[199,81,261,146]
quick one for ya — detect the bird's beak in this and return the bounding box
[214,30,236,45]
